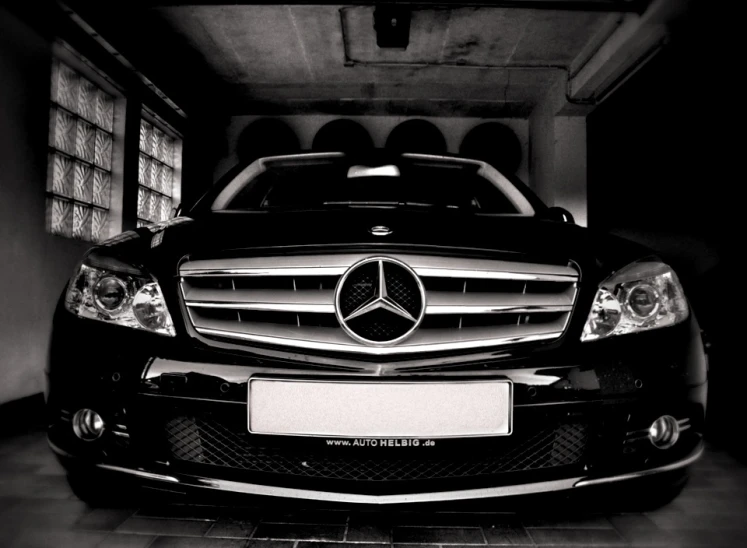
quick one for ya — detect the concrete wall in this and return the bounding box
[216,115,529,184]
[528,90,588,228]
[552,117,587,227]
[0,8,89,404]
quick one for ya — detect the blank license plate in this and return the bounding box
[248,379,512,438]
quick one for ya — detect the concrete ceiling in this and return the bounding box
[64,1,667,117]
[151,4,619,116]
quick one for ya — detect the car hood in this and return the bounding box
[97,209,653,284]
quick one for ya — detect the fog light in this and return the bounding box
[649,415,679,449]
[72,409,105,441]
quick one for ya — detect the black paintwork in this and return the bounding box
[46,155,708,500]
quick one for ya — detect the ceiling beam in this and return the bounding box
[568,0,687,102]
[62,0,231,119]
[71,1,650,14]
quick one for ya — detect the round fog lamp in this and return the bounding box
[72,409,105,441]
[648,415,679,449]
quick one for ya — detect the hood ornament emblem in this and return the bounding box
[369,225,392,236]
[335,257,426,346]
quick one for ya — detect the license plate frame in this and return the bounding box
[247,377,513,439]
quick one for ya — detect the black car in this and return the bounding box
[46,151,707,505]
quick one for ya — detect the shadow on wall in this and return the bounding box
[236,118,300,165]
[460,122,522,175]
[312,119,374,153]
[235,117,522,172]
[385,119,447,155]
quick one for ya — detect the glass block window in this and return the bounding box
[47,60,114,242]
[138,120,177,227]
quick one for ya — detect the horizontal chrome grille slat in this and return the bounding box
[426,304,571,315]
[183,288,335,314]
[181,253,578,281]
[183,289,572,315]
[426,290,574,314]
[191,317,568,356]
[186,301,337,314]
[179,253,579,356]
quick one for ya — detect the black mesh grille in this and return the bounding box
[164,416,589,482]
[339,263,377,317]
[382,262,421,317]
[346,308,414,342]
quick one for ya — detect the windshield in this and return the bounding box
[203,153,539,215]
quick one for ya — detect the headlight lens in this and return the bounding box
[581,259,688,342]
[93,276,128,312]
[64,254,176,336]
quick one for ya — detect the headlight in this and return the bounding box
[64,253,176,337]
[581,259,688,342]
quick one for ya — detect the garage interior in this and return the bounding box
[0,0,739,546]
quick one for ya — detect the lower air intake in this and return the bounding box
[164,416,589,482]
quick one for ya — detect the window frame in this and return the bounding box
[137,108,183,227]
[46,41,126,243]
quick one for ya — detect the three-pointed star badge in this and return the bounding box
[342,260,417,323]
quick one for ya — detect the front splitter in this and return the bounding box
[49,439,704,505]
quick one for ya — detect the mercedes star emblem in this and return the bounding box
[335,257,426,346]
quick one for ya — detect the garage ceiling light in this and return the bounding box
[374,6,411,49]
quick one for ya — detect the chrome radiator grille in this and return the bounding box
[179,253,579,356]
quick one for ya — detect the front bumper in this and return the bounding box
[49,438,703,504]
[46,302,708,504]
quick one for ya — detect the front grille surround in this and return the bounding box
[180,253,579,356]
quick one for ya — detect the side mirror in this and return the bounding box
[543,206,575,224]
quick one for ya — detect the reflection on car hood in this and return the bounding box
[97,209,653,282]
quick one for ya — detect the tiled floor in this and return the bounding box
[1,430,746,547]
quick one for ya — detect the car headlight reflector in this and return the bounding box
[132,283,172,331]
[65,255,175,336]
[581,260,687,342]
[93,276,128,312]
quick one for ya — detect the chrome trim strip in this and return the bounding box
[87,441,703,504]
[186,301,570,316]
[185,297,571,316]
[426,304,572,315]
[574,441,704,487]
[195,326,562,355]
[186,301,336,314]
[183,267,573,283]
[182,288,335,307]
[190,477,578,504]
[182,267,346,278]
[180,254,578,281]
[143,358,568,385]
[97,464,180,483]
[427,290,575,309]
[415,268,573,282]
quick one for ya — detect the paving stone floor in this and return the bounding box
[1,430,746,547]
